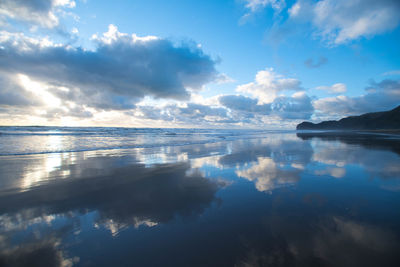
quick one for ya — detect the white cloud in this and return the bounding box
[314,79,400,116]
[71,27,79,35]
[271,91,314,119]
[316,83,347,94]
[288,2,301,17]
[290,0,400,44]
[0,0,76,29]
[0,25,218,112]
[244,0,286,13]
[236,68,303,104]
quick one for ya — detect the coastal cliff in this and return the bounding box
[297,105,400,130]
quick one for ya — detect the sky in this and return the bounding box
[0,0,399,128]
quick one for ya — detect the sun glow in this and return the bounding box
[18,74,62,107]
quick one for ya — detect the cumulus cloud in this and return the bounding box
[219,91,313,120]
[219,95,270,114]
[135,103,234,126]
[316,83,347,94]
[236,68,303,104]
[0,25,218,111]
[134,94,312,127]
[314,79,400,116]
[0,73,43,107]
[304,56,328,68]
[178,103,228,119]
[271,91,314,119]
[0,0,75,29]
[290,0,400,44]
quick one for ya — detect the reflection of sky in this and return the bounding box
[0,133,400,266]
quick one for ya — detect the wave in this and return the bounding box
[0,126,293,156]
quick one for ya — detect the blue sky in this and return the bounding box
[0,0,399,128]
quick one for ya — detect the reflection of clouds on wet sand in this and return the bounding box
[0,239,79,267]
[0,220,79,267]
[236,157,301,192]
[217,135,313,192]
[314,167,346,178]
[1,132,400,266]
[311,139,400,182]
[0,162,223,236]
[237,216,400,267]
[296,133,400,181]
[94,218,158,237]
[191,155,224,169]
[312,217,399,266]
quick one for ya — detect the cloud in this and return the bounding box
[271,92,314,119]
[243,0,286,13]
[236,68,303,104]
[135,103,235,126]
[0,73,43,107]
[43,106,93,119]
[304,56,328,68]
[215,73,236,84]
[383,70,400,76]
[316,83,347,94]
[217,68,312,123]
[0,25,218,111]
[179,103,228,119]
[291,0,400,44]
[252,0,400,45]
[0,0,75,29]
[219,95,270,114]
[219,91,313,120]
[314,79,400,116]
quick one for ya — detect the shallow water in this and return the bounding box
[0,129,400,266]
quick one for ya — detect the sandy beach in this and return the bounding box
[1,129,400,266]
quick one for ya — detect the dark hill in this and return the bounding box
[296,105,400,130]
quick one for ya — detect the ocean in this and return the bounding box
[0,126,280,155]
[0,127,400,266]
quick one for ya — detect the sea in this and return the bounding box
[0,126,400,266]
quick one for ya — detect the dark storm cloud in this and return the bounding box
[0,26,218,110]
[315,79,400,116]
[304,56,328,68]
